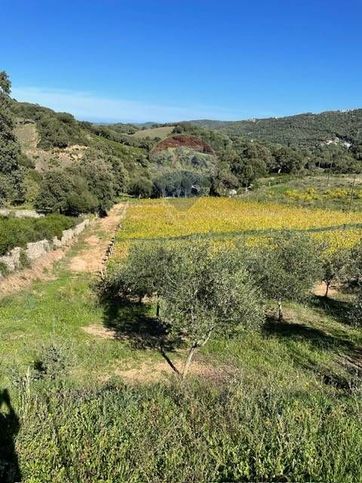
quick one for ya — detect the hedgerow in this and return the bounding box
[0,214,77,256]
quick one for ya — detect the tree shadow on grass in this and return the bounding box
[101,296,183,371]
[263,316,356,352]
[309,294,354,325]
[263,316,362,392]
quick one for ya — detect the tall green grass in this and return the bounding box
[11,376,362,483]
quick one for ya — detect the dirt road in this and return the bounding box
[69,203,127,273]
[0,203,127,298]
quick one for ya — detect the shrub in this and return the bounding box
[129,177,153,198]
[33,344,70,381]
[19,250,29,269]
[0,215,76,255]
[35,155,122,215]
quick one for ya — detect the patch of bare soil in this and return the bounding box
[115,359,234,384]
[15,122,88,171]
[15,122,39,151]
[69,203,127,274]
[313,282,338,298]
[82,324,116,339]
[82,322,234,384]
[152,134,214,155]
[114,352,234,384]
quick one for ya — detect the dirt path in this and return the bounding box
[69,203,127,273]
[0,248,67,298]
[0,203,127,298]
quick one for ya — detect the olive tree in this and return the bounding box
[345,243,362,327]
[159,242,264,377]
[346,242,362,288]
[348,293,362,328]
[247,232,322,320]
[321,249,350,297]
[104,240,264,378]
[106,241,173,314]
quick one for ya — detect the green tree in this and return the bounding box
[344,243,362,327]
[347,242,362,287]
[270,145,305,174]
[161,242,264,376]
[78,158,115,215]
[35,171,72,213]
[0,71,11,95]
[105,241,264,377]
[36,168,102,216]
[210,159,239,195]
[248,232,322,320]
[108,155,129,195]
[230,140,271,186]
[129,177,153,198]
[348,293,362,327]
[0,71,24,205]
[104,241,173,314]
[321,249,350,297]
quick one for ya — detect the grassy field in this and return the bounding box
[131,126,174,140]
[249,174,362,211]
[111,197,362,263]
[0,198,361,481]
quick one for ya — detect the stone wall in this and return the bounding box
[0,209,44,219]
[0,219,89,278]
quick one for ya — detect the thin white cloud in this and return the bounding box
[12,86,246,123]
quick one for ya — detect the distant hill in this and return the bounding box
[10,101,147,176]
[1,78,361,212]
[4,99,221,205]
[188,109,362,148]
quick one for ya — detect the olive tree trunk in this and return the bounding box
[182,329,214,379]
[182,344,198,379]
[277,299,283,321]
[156,295,160,317]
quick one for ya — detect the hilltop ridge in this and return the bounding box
[1,74,361,213]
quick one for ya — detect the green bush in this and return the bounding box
[35,152,126,215]
[0,214,77,255]
[129,176,153,198]
[19,249,30,269]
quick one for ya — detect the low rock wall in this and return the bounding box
[0,209,44,218]
[0,219,89,277]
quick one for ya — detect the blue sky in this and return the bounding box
[2,0,362,122]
